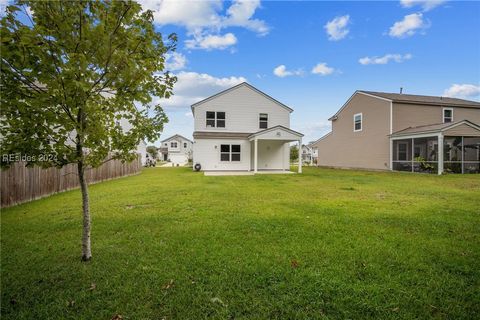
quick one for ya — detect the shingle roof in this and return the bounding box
[161,134,193,143]
[190,82,294,113]
[391,119,480,136]
[360,91,480,107]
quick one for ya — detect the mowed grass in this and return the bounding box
[1,167,479,319]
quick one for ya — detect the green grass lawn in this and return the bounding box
[1,167,479,319]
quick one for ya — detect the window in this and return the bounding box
[398,142,408,161]
[220,144,241,162]
[170,142,177,148]
[183,142,187,148]
[164,143,167,146]
[206,111,226,128]
[259,113,268,129]
[353,113,362,132]
[443,108,453,123]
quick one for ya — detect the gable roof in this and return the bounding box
[247,125,304,139]
[328,90,480,121]
[160,134,193,144]
[190,82,294,113]
[391,119,480,137]
[359,91,480,108]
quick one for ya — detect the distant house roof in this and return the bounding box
[359,91,480,108]
[161,134,193,143]
[391,119,480,137]
[190,82,294,114]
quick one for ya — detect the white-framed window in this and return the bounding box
[206,111,226,128]
[183,142,187,148]
[259,113,268,129]
[220,144,241,162]
[443,108,453,123]
[397,142,408,161]
[164,143,167,146]
[353,113,362,132]
[171,142,177,148]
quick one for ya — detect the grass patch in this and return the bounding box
[1,167,479,319]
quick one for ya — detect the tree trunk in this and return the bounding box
[77,160,92,261]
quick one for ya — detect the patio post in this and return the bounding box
[438,134,444,175]
[298,139,302,173]
[254,137,258,173]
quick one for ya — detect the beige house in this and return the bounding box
[313,91,480,174]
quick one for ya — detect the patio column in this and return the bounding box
[438,134,444,175]
[298,139,302,173]
[254,137,258,173]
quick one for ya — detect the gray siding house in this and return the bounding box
[313,91,480,174]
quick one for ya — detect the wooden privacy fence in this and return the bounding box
[1,157,141,208]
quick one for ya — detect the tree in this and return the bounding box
[0,0,176,261]
[290,145,299,162]
[146,145,158,159]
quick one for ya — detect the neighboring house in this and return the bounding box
[301,144,313,164]
[191,82,304,173]
[159,134,193,165]
[313,91,480,174]
[136,140,147,166]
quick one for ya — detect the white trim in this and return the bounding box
[391,120,480,138]
[438,134,444,175]
[353,113,363,132]
[441,120,480,132]
[391,133,440,140]
[389,101,393,169]
[358,91,393,102]
[248,125,304,141]
[442,107,453,123]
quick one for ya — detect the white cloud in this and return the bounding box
[400,0,446,11]
[157,71,247,109]
[165,52,187,71]
[389,13,428,38]
[137,0,268,50]
[185,33,237,50]
[223,0,269,35]
[443,84,480,99]
[297,121,332,144]
[324,15,350,41]
[273,65,303,78]
[311,63,335,75]
[359,53,413,65]
[185,111,193,117]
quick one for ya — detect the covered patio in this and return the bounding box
[390,120,480,174]
[248,125,304,174]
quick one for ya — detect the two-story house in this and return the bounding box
[159,134,193,165]
[191,82,304,173]
[313,91,480,174]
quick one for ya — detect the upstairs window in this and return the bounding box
[220,144,241,161]
[206,111,226,128]
[353,113,362,132]
[259,113,268,129]
[183,142,187,148]
[170,142,177,148]
[443,108,453,123]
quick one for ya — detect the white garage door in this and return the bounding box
[169,154,188,165]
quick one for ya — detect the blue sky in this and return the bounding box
[142,0,479,145]
[3,0,479,144]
